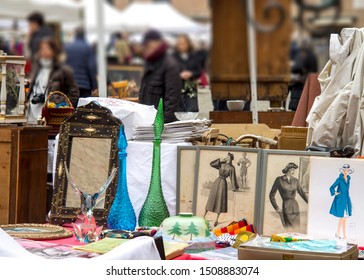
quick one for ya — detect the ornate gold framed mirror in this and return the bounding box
[50,101,122,226]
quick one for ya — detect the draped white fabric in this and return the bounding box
[306,28,364,155]
[0,228,160,260]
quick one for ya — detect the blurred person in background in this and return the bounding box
[0,36,10,54]
[289,39,318,111]
[114,32,131,65]
[9,35,25,56]
[173,34,201,112]
[129,41,144,65]
[195,39,209,88]
[65,27,97,98]
[139,29,181,123]
[27,11,53,60]
[27,37,79,124]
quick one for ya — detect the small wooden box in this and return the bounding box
[238,243,358,260]
[278,126,308,151]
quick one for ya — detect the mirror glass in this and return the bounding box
[66,137,112,208]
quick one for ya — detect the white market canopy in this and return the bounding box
[0,0,82,23]
[118,2,209,34]
[83,0,125,33]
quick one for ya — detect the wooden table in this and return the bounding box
[209,111,295,129]
[0,125,50,224]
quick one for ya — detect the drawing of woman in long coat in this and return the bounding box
[269,162,308,229]
[204,153,239,227]
[329,164,353,239]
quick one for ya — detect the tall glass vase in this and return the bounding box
[107,125,136,231]
[138,99,170,227]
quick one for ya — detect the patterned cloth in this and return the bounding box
[217,233,237,246]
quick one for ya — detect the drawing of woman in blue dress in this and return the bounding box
[329,164,353,240]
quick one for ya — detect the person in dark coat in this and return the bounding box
[269,162,308,230]
[195,40,209,87]
[65,27,97,98]
[329,164,353,240]
[27,37,79,124]
[173,34,201,112]
[27,12,53,60]
[204,153,239,227]
[139,29,181,123]
[289,40,318,111]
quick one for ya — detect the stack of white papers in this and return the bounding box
[132,119,211,143]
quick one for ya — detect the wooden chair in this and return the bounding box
[110,80,139,102]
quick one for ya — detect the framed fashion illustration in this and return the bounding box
[257,150,329,236]
[307,157,364,245]
[193,146,261,229]
[176,146,199,214]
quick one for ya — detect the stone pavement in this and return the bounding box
[197,87,214,119]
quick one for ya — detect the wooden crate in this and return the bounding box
[278,126,308,151]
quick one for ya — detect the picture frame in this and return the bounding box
[107,65,144,89]
[176,146,199,214]
[257,150,329,236]
[308,157,364,245]
[193,146,261,229]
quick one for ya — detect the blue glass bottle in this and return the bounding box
[107,125,136,231]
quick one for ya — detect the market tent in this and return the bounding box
[83,0,125,33]
[118,2,209,34]
[0,0,82,23]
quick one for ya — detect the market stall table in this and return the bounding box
[0,227,161,260]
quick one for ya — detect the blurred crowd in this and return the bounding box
[1,11,210,124]
[1,10,319,123]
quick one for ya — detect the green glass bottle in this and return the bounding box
[138,99,170,226]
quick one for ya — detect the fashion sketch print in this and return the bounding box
[262,153,312,236]
[176,147,198,213]
[195,148,259,229]
[308,158,364,245]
